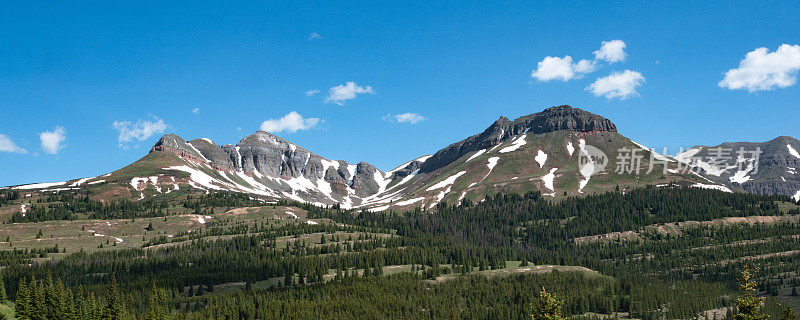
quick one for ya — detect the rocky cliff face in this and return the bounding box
[148,130,402,205]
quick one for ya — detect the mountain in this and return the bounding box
[675,136,800,201]
[5,105,795,210]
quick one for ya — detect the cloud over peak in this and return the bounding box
[324,82,375,105]
[531,40,627,82]
[719,44,800,92]
[112,117,168,148]
[531,56,596,81]
[586,70,645,100]
[260,111,321,133]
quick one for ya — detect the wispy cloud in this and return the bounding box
[586,70,645,100]
[305,89,320,96]
[192,107,200,114]
[39,126,66,154]
[0,134,27,154]
[308,32,321,40]
[112,117,168,148]
[260,111,321,133]
[324,82,375,105]
[719,44,800,92]
[383,113,426,124]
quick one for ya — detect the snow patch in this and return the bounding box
[395,197,425,206]
[691,183,733,193]
[535,150,547,168]
[480,157,500,181]
[70,177,94,187]
[729,159,755,184]
[793,190,800,202]
[542,168,558,191]
[367,205,390,212]
[305,220,319,225]
[426,171,467,191]
[415,155,433,163]
[675,148,702,163]
[499,134,527,153]
[13,181,67,190]
[566,141,575,156]
[466,149,486,162]
[186,141,210,162]
[578,139,594,193]
[788,145,800,159]
[631,140,675,162]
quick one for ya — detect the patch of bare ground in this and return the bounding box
[430,265,600,283]
[574,215,800,244]
[666,250,800,274]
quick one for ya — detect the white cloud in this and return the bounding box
[305,89,320,96]
[112,117,168,148]
[531,56,596,81]
[384,113,426,124]
[0,134,27,154]
[586,70,645,100]
[309,32,321,40]
[531,39,631,82]
[324,82,375,105]
[192,107,200,114]
[260,111,320,133]
[719,44,800,92]
[39,126,66,154]
[593,40,627,63]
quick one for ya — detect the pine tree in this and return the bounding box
[734,266,769,320]
[0,271,6,302]
[104,276,126,320]
[15,278,30,320]
[531,287,565,320]
[782,307,798,320]
[145,283,168,320]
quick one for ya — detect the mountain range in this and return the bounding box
[5,105,800,211]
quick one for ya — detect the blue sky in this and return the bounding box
[1,1,799,186]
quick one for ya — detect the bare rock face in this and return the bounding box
[516,105,617,134]
[150,134,207,163]
[420,105,616,173]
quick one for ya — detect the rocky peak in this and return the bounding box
[150,134,208,163]
[419,105,616,173]
[513,105,617,134]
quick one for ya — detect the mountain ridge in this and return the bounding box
[4,105,799,210]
